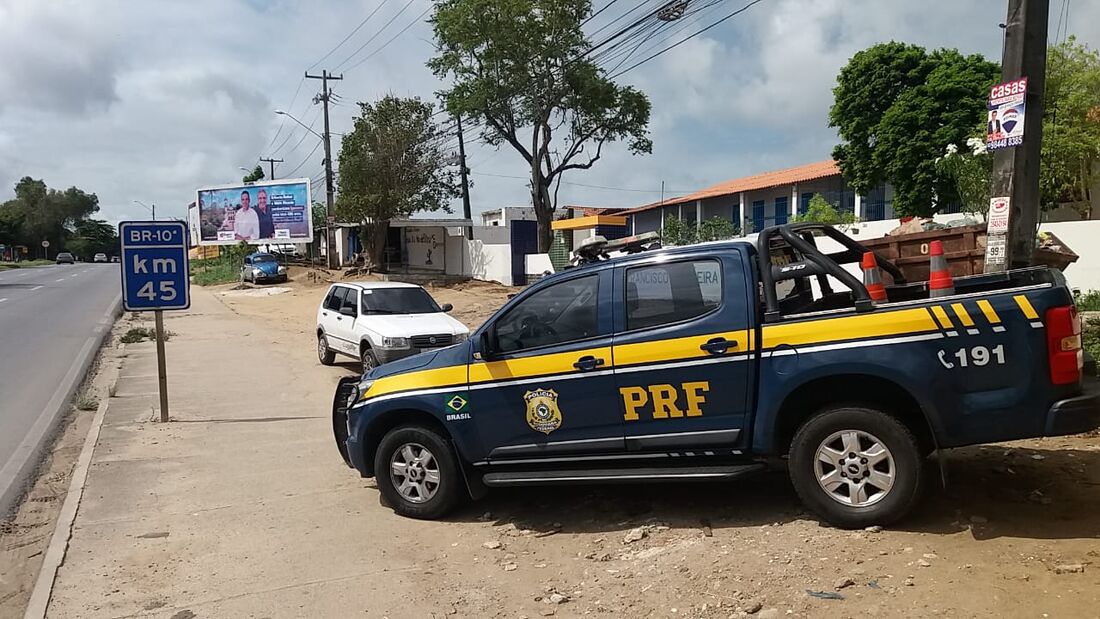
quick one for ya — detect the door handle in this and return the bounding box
[573,355,605,371]
[336,316,343,321]
[700,337,737,355]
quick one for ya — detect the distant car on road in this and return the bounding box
[55,252,75,264]
[93,253,108,263]
[110,255,120,263]
[240,252,287,284]
[316,281,470,372]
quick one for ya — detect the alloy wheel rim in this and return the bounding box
[813,429,895,507]
[318,335,327,359]
[389,443,440,503]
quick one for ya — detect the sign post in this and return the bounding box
[119,221,190,422]
[41,239,49,260]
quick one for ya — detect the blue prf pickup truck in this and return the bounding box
[331,224,1098,528]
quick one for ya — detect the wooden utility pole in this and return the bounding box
[305,69,343,269]
[455,114,473,240]
[259,157,283,180]
[985,0,1049,272]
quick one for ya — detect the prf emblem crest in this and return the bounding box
[524,388,562,434]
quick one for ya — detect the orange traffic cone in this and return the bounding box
[861,252,887,303]
[928,240,955,298]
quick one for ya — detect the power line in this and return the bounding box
[470,170,690,194]
[343,4,433,73]
[583,0,622,26]
[609,0,768,78]
[284,141,323,178]
[334,0,418,71]
[264,77,305,151]
[270,107,321,157]
[307,1,390,72]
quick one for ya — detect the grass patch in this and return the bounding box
[0,259,53,270]
[119,326,173,344]
[191,259,240,286]
[1083,319,1100,377]
[1075,290,1100,312]
[75,391,100,411]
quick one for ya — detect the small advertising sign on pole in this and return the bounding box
[986,77,1027,151]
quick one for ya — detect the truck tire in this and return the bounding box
[317,332,336,366]
[374,425,463,519]
[789,406,924,529]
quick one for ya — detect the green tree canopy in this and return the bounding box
[335,95,458,267]
[0,177,100,254]
[830,43,998,217]
[66,219,119,258]
[792,194,857,227]
[428,0,652,252]
[1041,36,1100,213]
[242,165,265,183]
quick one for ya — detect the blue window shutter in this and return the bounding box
[752,200,765,233]
[775,196,789,225]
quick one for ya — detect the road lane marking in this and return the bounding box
[0,298,6,303]
[56,278,65,282]
[31,285,43,291]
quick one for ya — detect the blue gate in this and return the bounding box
[510,220,538,286]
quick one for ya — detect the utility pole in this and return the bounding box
[985,0,1049,272]
[455,114,473,240]
[305,69,343,269]
[259,157,283,180]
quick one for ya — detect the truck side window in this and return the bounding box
[325,287,346,312]
[626,260,722,330]
[493,275,600,353]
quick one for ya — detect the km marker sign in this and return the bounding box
[120,221,190,311]
[119,220,190,423]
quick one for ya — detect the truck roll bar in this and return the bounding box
[756,223,907,323]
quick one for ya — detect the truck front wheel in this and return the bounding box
[374,426,463,520]
[789,406,924,529]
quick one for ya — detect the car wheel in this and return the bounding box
[317,332,336,365]
[361,346,380,374]
[374,426,463,519]
[788,406,924,529]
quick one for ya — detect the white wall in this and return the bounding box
[445,231,465,276]
[465,226,512,284]
[1038,221,1100,292]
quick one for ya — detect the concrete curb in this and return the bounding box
[22,352,123,619]
[0,294,122,519]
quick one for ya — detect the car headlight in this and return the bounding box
[453,333,469,343]
[277,266,287,274]
[381,336,409,349]
[253,268,263,275]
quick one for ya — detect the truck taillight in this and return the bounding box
[1046,305,1083,385]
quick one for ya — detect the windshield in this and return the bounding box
[361,288,442,314]
[252,255,276,263]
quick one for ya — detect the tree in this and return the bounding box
[67,219,119,258]
[792,194,857,227]
[0,177,100,253]
[335,95,458,267]
[242,165,265,183]
[830,43,998,217]
[429,0,652,252]
[935,138,992,217]
[1041,36,1100,214]
[661,216,738,246]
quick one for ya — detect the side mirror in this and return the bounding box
[339,306,357,317]
[478,330,496,360]
[441,303,454,312]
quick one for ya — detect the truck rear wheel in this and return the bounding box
[374,426,463,520]
[789,406,924,529]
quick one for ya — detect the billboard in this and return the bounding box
[196,178,313,245]
[986,77,1027,151]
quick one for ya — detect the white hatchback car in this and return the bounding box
[316,281,470,371]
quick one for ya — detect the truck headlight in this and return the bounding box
[382,336,409,349]
[453,333,468,343]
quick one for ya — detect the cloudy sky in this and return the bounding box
[1,0,1097,224]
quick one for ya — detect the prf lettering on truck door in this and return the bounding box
[620,382,710,421]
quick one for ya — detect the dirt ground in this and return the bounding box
[208,268,1100,618]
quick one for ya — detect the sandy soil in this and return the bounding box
[203,268,1100,617]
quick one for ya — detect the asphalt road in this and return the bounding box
[0,263,120,515]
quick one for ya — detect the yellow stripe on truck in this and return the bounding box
[1014,294,1040,320]
[760,308,939,349]
[951,303,975,327]
[469,346,613,384]
[976,299,1001,324]
[614,330,751,367]
[930,305,954,330]
[362,364,467,400]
